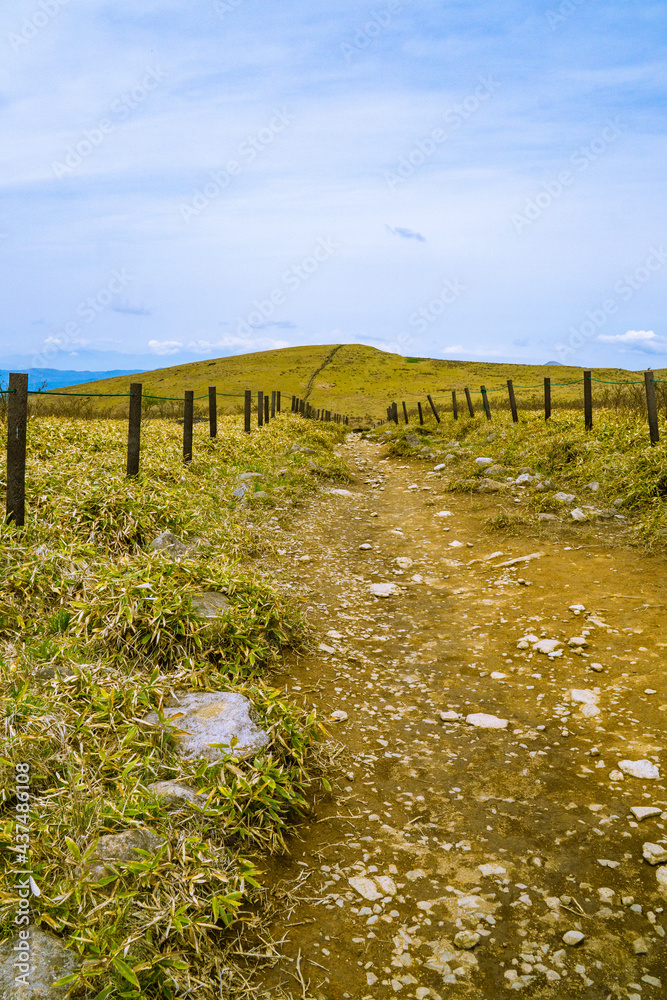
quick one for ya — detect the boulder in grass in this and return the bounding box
[191,592,230,618]
[0,928,79,999]
[143,691,269,762]
[80,827,165,882]
[147,781,208,809]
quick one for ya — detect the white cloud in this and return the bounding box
[596,330,667,354]
[148,339,183,355]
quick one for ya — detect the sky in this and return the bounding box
[1,0,666,372]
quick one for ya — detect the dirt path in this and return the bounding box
[256,434,667,1000]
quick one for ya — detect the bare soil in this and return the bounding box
[254,434,667,999]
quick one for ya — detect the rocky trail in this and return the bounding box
[252,432,667,1000]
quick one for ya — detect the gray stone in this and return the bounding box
[642,843,667,865]
[0,928,79,999]
[405,433,421,447]
[369,582,400,598]
[619,759,660,780]
[537,513,557,521]
[478,478,504,493]
[475,457,493,467]
[143,690,269,761]
[248,491,268,499]
[562,930,584,946]
[191,592,230,618]
[454,930,480,949]
[231,485,249,499]
[239,472,263,480]
[485,464,505,476]
[631,806,662,821]
[633,937,650,954]
[149,532,208,561]
[36,664,77,681]
[553,492,576,503]
[289,443,316,455]
[146,781,208,809]
[533,638,563,655]
[466,713,508,729]
[82,827,165,882]
[570,508,587,521]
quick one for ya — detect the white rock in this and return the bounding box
[533,639,563,655]
[330,710,348,722]
[411,573,424,583]
[454,930,480,949]
[609,770,624,782]
[562,931,584,946]
[370,582,400,598]
[433,464,446,472]
[553,492,576,503]
[475,457,493,466]
[449,540,464,548]
[479,863,506,877]
[359,543,372,550]
[319,643,336,653]
[435,510,453,517]
[366,972,378,986]
[568,636,588,647]
[466,713,508,729]
[330,488,353,496]
[569,604,586,612]
[631,806,662,821]
[143,691,268,761]
[580,703,600,718]
[619,759,660,780]
[587,482,600,492]
[597,859,620,868]
[490,671,508,679]
[348,876,382,901]
[590,662,604,672]
[571,508,587,521]
[439,710,461,721]
[147,781,207,808]
[657,866,667,895]
[395,557,413,569]
[374,875,397,896]
[643,843,667,865]
[570,689,599,705]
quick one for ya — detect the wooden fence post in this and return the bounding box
[208,386,217,438]
[544,377,551,421]
[244,390,251,432]
[271,391,276,418]
[402,401,409,424]
[507,379,518,423]
[418,401,424,425]
[452,390,458,420]
[645,370,660,445]
[387,406,391,422]
[126,381,142,477]
[257,391,264,427]
[464,387,475,417]
[276,391,281,413]
[584,371,593,431]
[264,394,269,424]
[426,394,440,423]
[6,372,28,526]
[183,390,194,462]
[299,399,305,415]
[480,385,492,420]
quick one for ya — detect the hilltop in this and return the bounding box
[40,344,663,421]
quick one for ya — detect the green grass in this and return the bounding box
[0,413,346,998]
[30,344,667,424]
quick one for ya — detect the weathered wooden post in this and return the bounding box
[426,394,440,423]
[402,402,409,424]
[6,372,28,526]
[183,390,194,462]
[452,390,458,420]
[544,377,551,421]
[584,371,593,431]
[271,391,276,418]
[464,387,475,417]
[264,393,269,424]
[418,401,424,425]
[507,380,518,423]
[387,406,391,422]
[208,386,217,438]
[257,391,264,427]
[276,391,281,413]
[299,399,305,415]
[645,370,660,445]
[480,385,492,420]
[244,390,251,433]
[126,381,142,477]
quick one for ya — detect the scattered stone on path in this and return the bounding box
[359,542,372,550]
[149,530,204,560]
[81,827,165,881]
[439,710,461,721]
[478,478,504,493]
[569,604,586,613]
[631,806,662,821]
[642,843,667,865]
[475,457,493,466]
[369,582,400,598]
[143,691,269,761]
[191,592,230,618]
[330,710,348,722]
[395,557,413,568]
[454,930,480,950]
[348,876,383,901]
[568,636,588,647]
[553,492,576,503]
[0,928,79,1000]
[618,759,660,780]
[466,713,508,730]
[329,488,353,496]
[571,508,587,521]
[533,638,563,655]
[633,937,651,954]
[562,931,585,946]
[657,867,667,895]
[479,863,506,877]
[147,781,208,808]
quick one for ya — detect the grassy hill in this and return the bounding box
[37,344,665,422]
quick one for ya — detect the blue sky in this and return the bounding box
[1,0,666,371]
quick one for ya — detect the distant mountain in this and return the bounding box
[0,368,145,392]
[544,361,564,366]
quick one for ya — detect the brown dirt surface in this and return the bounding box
[252,433,667,999]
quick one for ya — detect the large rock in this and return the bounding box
[149,531,209,561]
[81,828,165,882]
[146,781,208,809]
[0,928,79,999]
[369,582,400,598]
[191,592,230,618]
[618,759,660,780]
[143,691,269,761]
